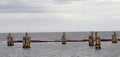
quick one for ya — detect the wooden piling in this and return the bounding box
[23,32,31,48]
[89,32,94,46]
[62,32,66,44]
[112,32,118,43]
[7,33,14,46]
[95,32,101,49]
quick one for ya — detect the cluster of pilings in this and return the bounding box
[7,33,31,48]
[88,32,118,49]
[7,32,118,49]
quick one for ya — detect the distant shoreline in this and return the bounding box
[1,31,120,33]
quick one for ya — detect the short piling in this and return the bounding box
[62,32,67,44]
[23,32,31,48]
[95,32,101,49]
[89,32,94,46]
[7,33,14,46]
[112,32,118,43]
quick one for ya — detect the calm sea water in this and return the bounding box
[0,32,120,57]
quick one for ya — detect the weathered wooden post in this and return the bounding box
[7,33,14,46]
[95,32,101,49]
[62,32,67,44]
[112,32,118,43]
[89,32,94,46]
[23,32,31,48]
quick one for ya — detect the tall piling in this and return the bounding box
[62,32,67,44]
[7,33,14,46]
[95,32,101,49]
[112,32,118,43]
[23,32,31,48]
[89,32,94,46]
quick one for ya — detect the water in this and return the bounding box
[0,32,120,57]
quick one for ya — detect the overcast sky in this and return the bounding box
[0,0,119,32]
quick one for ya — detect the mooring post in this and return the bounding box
[7,33,14,46]
[95,32,101,49]
[23,32,31,48]
[89,32,94,46]
[112,32,118,43]
[62,32,66,44]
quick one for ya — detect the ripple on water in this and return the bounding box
[0,42,120,57]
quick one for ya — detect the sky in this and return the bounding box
[0,0,120,32]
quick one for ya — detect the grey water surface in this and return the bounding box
[0,32,120,57]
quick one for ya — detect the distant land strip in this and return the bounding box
[13,39,120,43]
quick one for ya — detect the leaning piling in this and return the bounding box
[112,32,118,43]
[95,32,101,49]
[89,32,94,46]
[62,32,67,44]
[7,33,14,46]
[23,32,31,48]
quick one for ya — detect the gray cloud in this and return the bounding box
[0,0,119,32]
[0,0,79,12]
[52,0,79,4]
[0,0,45,12]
